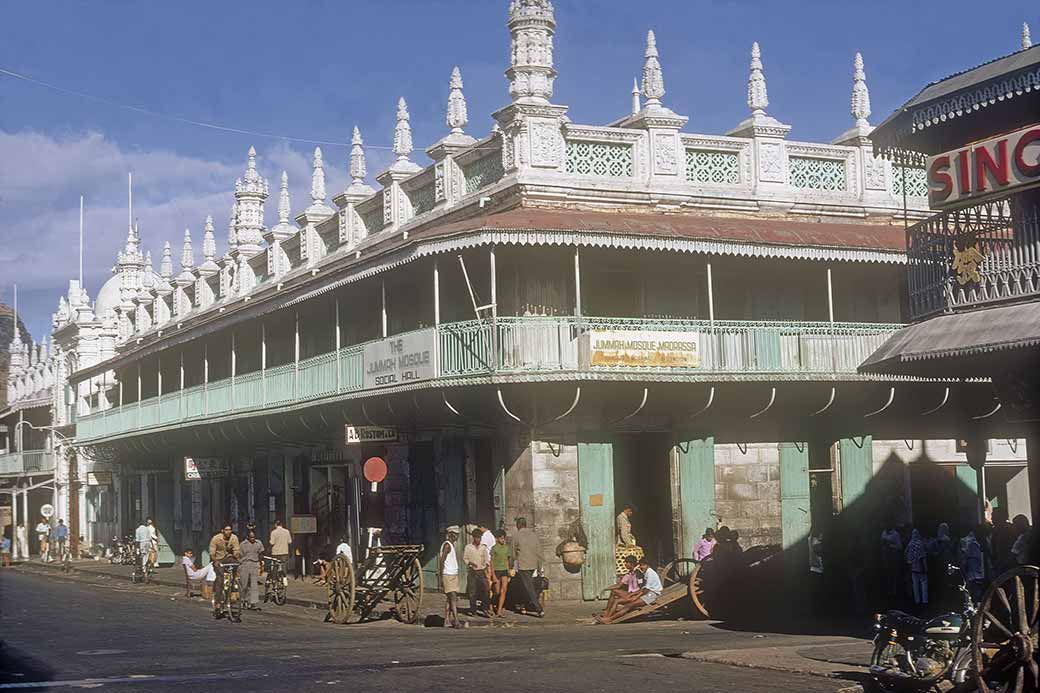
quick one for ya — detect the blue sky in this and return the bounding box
[0,0,1035,339]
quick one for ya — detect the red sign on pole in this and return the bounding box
[363,457,388,484]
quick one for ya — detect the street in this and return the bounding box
[0,568,868,691]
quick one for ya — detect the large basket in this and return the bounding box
[614,544,644,575]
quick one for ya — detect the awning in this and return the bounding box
[859,301,1040,376]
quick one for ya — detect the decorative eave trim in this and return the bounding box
[910,64,1040,134]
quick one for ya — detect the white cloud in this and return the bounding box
[0,130,349,338]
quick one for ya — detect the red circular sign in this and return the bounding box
[363,457,388,483]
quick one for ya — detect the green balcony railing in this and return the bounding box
[0,450,57,476]
[75,317,902,442]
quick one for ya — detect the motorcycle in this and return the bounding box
[869,565,976,691]
[108,535,136,565]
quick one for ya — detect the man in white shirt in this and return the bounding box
[134,518,156,569]
[598,557,663,624]
[13,522,28,561]
[35,520,50,561]
[335,537,353,563]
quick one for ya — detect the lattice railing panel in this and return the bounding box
[892,166,928,198]
[409,183,436,216]
[565,141,634,177]
[685,149,740,184]
[788,156,847,191]
[463,155,504,195]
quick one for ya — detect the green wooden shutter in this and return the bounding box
[578,442,615,601]
[676,438,715,559]
[779,443,811,551]
[839,436,873,510]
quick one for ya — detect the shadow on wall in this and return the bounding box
[707,454,984,636]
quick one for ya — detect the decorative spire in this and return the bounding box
[1024,22,1033,50]
[641,30,665,105]
[245,146,259,181]
[851,52,871,128]
[160,241,173,278]
[631,77,641,115]
[233,146,268,255]
[506,0,557,103]
[227,202,238,251]
[180,228,194,270]
[202,215,216,262]
[278,171,291,223]
[311,147,326,204]
[447,67,468,134]
[747,42,768,114]
[144,251,154,286]
[350,126,366,184]
[393,97,413,160]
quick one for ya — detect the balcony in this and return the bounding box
[76,317,901,443]
[907,198,1040,321]
[0,450,57,476]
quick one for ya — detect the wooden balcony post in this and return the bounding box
[574,248,582,319]
[707,262,715,366]
[335,297,342,391]
[294,310,300,399]
[261,322,267,406]
[179,350,185,419]
[231,330,236,411]
[203,343,209,415]
[490,247,498,371]
[381,281,388,338]
[434,260,440,327]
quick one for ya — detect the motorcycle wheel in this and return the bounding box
[871,640,912,693]
[274,583,287,606]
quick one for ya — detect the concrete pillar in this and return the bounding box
[964,436,988,523]
[1027,435,1040,564]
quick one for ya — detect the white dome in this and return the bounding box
[94,271,162,317]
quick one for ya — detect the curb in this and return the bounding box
[680,650,866,693]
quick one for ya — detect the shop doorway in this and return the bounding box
[611,434,676,567]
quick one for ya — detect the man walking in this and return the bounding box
[13,521,28,561]
[239,527,264,611]
[513,517,543,617]
[52,520,69,562]
[269,519,292,576]
[463,527,492,617]
[439,526,461,628]
[35,518,50,561]
[135,518,156,570]
[208,524,242,619]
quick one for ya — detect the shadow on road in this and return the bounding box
[0,640,55,685]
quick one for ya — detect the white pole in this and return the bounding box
[79,195,84,290]
[335,297,342,391]
[706,262,715,324]
[12,284,17,338]
[381,282,388,338]
[574,248,582,318]
[433,260,441,327]
[827,267,835,324]
[128,172,133,230]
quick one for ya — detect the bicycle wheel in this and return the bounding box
[228,576,242,623]
[274,573,287,606]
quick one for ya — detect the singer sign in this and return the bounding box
[926,124,1040,209]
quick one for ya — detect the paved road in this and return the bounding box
[0,570,861,691]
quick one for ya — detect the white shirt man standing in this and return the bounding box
[35,520,50,561]
[14,522,28,561]
[134,518,156,568]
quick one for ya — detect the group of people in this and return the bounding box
[0,518,68,566]
[594,554,663,624]
[438,517,544,628]
[180,519,294,619]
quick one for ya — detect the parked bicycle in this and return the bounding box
[262,555,288,606]
[130,546,155,584]
[59,541,71,573]
[215,560,243,622]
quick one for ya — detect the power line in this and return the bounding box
[0,65,499,152]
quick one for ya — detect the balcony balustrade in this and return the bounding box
[0,450,57,476]
[907,198,1040,321]
[76,317,901,442]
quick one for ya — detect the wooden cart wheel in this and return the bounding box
[971,565,1039,693]
[393,558,424,624]
[688,561,712,619]
[662,558,697,587]
[326,557,356,625]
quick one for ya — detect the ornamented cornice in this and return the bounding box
[563,124,643,143]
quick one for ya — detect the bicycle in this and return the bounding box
[215,561,243,623]
[59,541,71,573]
[130,546,155,584]
[262,556,288,606]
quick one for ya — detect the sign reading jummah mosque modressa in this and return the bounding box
[584,330,700,369]
[363,328,437,389]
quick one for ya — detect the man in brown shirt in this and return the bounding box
[512,517,543,617]
[208,524,241,618]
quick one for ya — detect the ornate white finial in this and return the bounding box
[180,228,194,270]
[143,251,155,288]
[160,241,173,278]
[393,97,414,160]
[311,147,326,204]
[631,77,641,115]
[1024,22,1033,50]
[747,42,768,114]
[851,52,871,127]
[447,67,468,134]
[278,171,291,223]
[507,0,557,103]
[642,30,665,105]
[202,215,216,261]
[227,202,238,250]
[350,126,366,183]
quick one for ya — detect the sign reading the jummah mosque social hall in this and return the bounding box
[362,328,437,389]
[584,330,700,369]
[927,123,1040,209]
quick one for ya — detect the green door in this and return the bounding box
[578,442,615,601]
[779,443,811,550]
[676,438,715,559]
[839,436,873,511]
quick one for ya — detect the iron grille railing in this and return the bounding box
[907,197,1040,320]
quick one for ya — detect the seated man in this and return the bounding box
[599,555,641,618]
[182,549,209,596]
[598,557,662,624]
